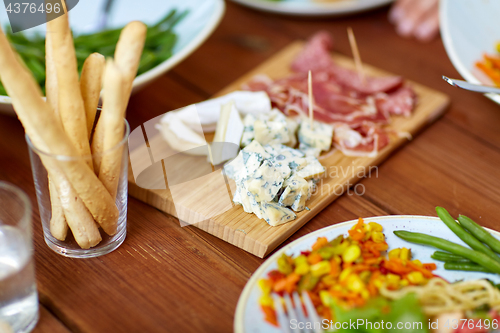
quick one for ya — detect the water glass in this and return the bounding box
[0,182,38,333]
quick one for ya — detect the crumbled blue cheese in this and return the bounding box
[245,160,284,202]
[241,114,256,148]
[241,110,298,148]
[298,120,334,156]
[225,138,324,227]
[254,112,290,146]
[260,201,296,226]
[296,156,325,180]
[279,174,309,212]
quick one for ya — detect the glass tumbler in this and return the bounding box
[0,182,38,333]
[26,121,129,258]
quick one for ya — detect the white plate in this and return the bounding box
[234,215,500,333]
[231,0,393,16]
[0,0,225,115]
[440,0,500,105]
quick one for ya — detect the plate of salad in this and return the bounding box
[230,0,394,16]
[0,0,225,114]
[440,0,500,105]
[235,207,500,333]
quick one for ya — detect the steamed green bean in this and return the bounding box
[0,9,187,96]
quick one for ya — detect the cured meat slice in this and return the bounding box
[376,86,416,117]
[291,31,334,73]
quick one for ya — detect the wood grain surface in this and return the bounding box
[0,2,498,332]
[128,41,449,257]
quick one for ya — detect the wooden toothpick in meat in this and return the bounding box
[81,53,106,139]
[347,27,366,85]
[308,70,314,129]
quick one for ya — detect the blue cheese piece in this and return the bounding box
[243,140,271,159]
[298,120,334,154]
[254,119,289,146]
[307,180,317,200]
[264,144,307,172]
[279,174,309,212]
[241,114,256,148]
[299,144,323,158]
[224,153,245,180]
[260,201,296,226]
[225,140,270,182]
[296,156,325,180]
[245,160,284,202]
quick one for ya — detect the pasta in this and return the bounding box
[380,278,500,316]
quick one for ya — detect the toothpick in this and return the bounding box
[207,143,215,172]
[308,70,314,128]
[347,27,366,85]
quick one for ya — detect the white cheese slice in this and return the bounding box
[175,91,272,133]
[155,111,208,156]
[211,101,244,165]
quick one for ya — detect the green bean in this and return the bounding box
[0,9,188,96]
[432,251,465,260]
[431,251,471,263]
[458,215,500,254]
[444,262,493,273]
[393,230,500,274]
[436,206,500,263]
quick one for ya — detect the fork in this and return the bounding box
[272,292,324,333]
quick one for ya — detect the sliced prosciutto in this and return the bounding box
[244,31,417,156]
[291,31,334,73]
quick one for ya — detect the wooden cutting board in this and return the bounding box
[127,41,450,258]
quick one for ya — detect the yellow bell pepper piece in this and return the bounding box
[407,271,424,285]
[310,261,331,277]
[400,248,412,261]
[346,274,366,293]
[342,244,361,263]
[371,231,385,243]
[369,222,383,232]
[259,294,273,307]
[388,248,401,259]
[258,279,272,294]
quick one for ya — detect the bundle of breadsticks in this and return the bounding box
[0,4,146,249]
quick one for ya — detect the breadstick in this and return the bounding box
[0,27,119,236]
[46,29,68,241]
[91,21,146,171]
[115,21,147,101]
[98,60,125,199]
[47,167,101,249]
[47,3,92,169]
[80,53,105,138]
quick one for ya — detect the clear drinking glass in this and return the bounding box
[26,121,130,258]
[0,182,38,333]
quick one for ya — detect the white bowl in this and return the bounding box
[0,0,225,115]
[231,0,394,16]
[440,0,500,104]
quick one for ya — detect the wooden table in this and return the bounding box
[1,2,500,332]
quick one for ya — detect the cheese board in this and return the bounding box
[128,41,450,258]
